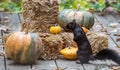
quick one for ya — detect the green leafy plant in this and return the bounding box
[111,2,120,12]
[59,0,106,12]
[59,0,74,11]
[59,0,92,11]
[107,0,120,13]
[0,0,22,13]
[90,0,106,12]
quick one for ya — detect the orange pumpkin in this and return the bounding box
[5,32,42,64]
[82,27,88,33]
[60,47,78,60]
[50,26,61,34]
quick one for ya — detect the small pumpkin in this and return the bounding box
[5,32,42,64]
[82,27,88,33]
[58,9,94,30]
[60,47,78,60]
[50,26,61,34]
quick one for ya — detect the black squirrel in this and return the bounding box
[66,19,120,64]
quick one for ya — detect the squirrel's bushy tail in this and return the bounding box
[94,48,120,64]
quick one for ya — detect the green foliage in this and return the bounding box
[107,0,120,12]
[59,0,74,11]
[0,0,22,13]
[59,0,106,12]
[114,3,120,12]
[90,0,106,11]
[59,0,91,11]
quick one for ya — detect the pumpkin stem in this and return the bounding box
[77,4,81,11]
[73,4,81,20]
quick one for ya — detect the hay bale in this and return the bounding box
[39,31,108,60]
[86,31,108,54]
[40,34,63,60]
[39,33,77,60]
[22,0,59,32]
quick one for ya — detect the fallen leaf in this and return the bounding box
[3,17,9,23]
[0,24,11,33]
[111,66,120,70]
[116,38,120,42]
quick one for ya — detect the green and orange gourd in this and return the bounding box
[5,24,42,64]
[58,9,94,30]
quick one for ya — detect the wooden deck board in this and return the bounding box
[110,33,120,48]
[55,59,84,70]
[94,13,120,48]
[92,17,104,32]
[0,12,21,31]
[83,64,97,70]
[6,60,31,70]
[105,60,118,66]
[33,60,56,70]
[0,56,4,70]
[82,60,114,70]
[17,14,23,24]
[34,59,84,70]
[112,14,120,22]
[108,36,117,48]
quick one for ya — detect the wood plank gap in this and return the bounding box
[17,13,22,24]
[93,14,107,30]
[109,35,120,48]
[81,64,86,70]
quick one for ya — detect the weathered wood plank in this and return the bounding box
[105,60,118,66]
[112,14,120,22]
[93,13,120,68]
[92,19,104,32]
[6,60,31,70]
[33,60,56,70]
[33,60,58,70]
[93,13,109,29]
[110,33,120,48]
[0,45,3,53]
[57,59,84,70]
[108,36,117,48]
[34,59,84,70]
[0,12,21,31]
[0,56,4,70]
[17,14,23,24]
[88,60,111,70]
[93,13,117,48]
[94,13,119,34]
[82,64,97,70]
[94,13,120,48]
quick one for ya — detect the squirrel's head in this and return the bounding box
[66,19,76,30]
